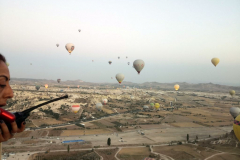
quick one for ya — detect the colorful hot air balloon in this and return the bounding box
[233,115,240,141]
[211,58,220,67]
[77,85,80,88]
[71,105,80,114]
[56,44,59,47]
[57,79,61,83]
[154,103,160,110]
[96,103,103,111]
[35,85,40,91]
[230,107,240,119]
[78,29,81,32]
[102,99,108,105]
[45,84,48,89]
[65,43,75,55]
[229,90,236,96]
[174,84,180,91]
[133,59,145,74]
[150,103,154,108]
[116,73,125,84]
[128,62,130,65]
[109,61,112,65]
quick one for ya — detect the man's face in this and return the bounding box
[0,61,13,107]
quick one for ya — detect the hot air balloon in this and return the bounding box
[111,77,113,79]
[102,99,108,105]
[126,56,128,58]
[118,57,120,59]
[233,115,240,141]
[128,62,130,65]
[230,107,240,119]
[109,61,112,65]
[96,103,103,111]
[45,84,48,89]
[35,85,40,91]
[78,29,81,32]
[71,105,80,114]
[154,103,160,110]
[6,62,9,67]
[30,63,32,65]
[150,103,154,108]
[57,79,61,83]
[133,59,145,74]
[56,44,59,47]
[116,73,125,84]
[174,84,180,91]
[211,58,220,67]
[65,43,75,55]
[92,60,94,62]
[77,85,80,88]
[229,90,235,96]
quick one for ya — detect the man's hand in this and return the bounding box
[0,120,25,142]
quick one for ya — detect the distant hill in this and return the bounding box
[10,78,240,93]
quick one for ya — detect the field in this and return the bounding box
[95,149,118,160]
[117,147,151,160]
[61,129,113,136]
[153,144,220,160]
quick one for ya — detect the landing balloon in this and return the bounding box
[116,73,125,84]
[211,58,220,67]
[65,43,75,55]
[133,59,145,74]
[102,99,108,105]
[96,103,103,111]
[71,105,80,114]
[154,103,160,110]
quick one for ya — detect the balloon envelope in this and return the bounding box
[109,61,112,65]
[229,90,235,96]
[56,44,59,47]
[78,29,81,32]
[211,58,220,67]
[233,115,240,141]
[133,59,145,74]
[96,103,103,111]
[65,43,75,54]
[230,107,240,119]
[174,84,180,91]
[45,84,48,89]
[35,85,40,90]
[116,73,125,84]
[154,103,160,109]
[102,99,108,105]
[72,105,80,114]
[128,62,130,65]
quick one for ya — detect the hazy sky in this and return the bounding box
[0,0,240,86]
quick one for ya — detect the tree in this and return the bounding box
[107,138,111,146]
[67,145,70,153]
[187,134,189,142]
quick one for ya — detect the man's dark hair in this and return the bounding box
[0,54,6,63]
